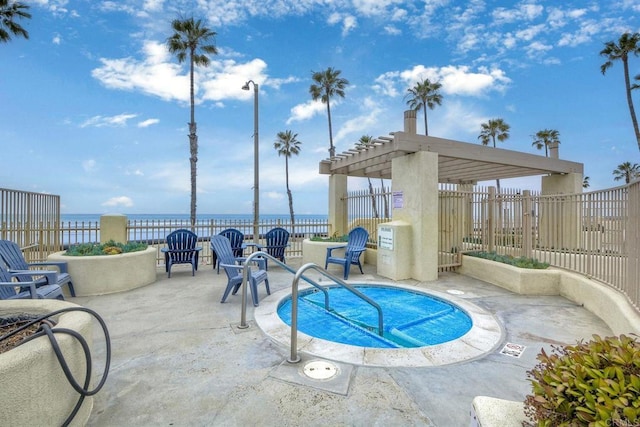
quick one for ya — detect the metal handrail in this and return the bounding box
[238,252,330,328]
[237,255,385,364]
[288,263,384,364]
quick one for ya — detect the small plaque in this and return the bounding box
[378,226,394,250]
[393,191,404,209]
[500,342,526,358]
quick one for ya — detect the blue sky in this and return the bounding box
[2,0,639,216]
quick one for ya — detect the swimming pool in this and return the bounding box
[254,281,504,367]
[277,285,473,348]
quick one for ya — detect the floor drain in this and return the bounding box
[303,360,339,380]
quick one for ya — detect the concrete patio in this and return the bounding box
[72,258,612,426]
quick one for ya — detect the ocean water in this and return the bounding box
[61,213,327,223]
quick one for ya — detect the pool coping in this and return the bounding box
[254,281,505,367]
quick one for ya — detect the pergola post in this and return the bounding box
[328,174,348,237]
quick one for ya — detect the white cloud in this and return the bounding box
[102,196,134,208]
[79,114,138,128]
[287,100,326,124]
[52,33,62,44]
[92,41,269,105]
[378,65,511,98]
[138,118,159,128]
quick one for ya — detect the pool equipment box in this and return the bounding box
[377,221,412,280]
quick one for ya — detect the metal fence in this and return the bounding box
[347,181,640,310]
[344,186,392,245]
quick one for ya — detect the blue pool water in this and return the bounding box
[277,285,473,348]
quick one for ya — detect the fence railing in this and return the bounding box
[344,186,392,245]
[4,217,329,265]
[347,181,639,310]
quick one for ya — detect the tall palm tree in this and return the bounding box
[582,176,590,189]
[356,135,379,218]
[405,78,443,136]
[0,0,31,43]
[274,130,302,235]
[613,162,640,184]
[478,118,510,192]
[600,32,640,152]
[309,67,349,158]
[531,129,560,157]
[167,17,217,226]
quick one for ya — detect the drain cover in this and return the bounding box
[303,360,338,380]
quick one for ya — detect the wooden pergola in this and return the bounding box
[319,132,583,183]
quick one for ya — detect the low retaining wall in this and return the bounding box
[460,255,640,426]
[458,255,640,335]
[48,247,157,297]
[0,299,94,426]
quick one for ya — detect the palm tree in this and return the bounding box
[309,67,349,158]
[478,118,510,192]
[0,0,31,43]
[600,32,640,152]
[356,135,379,218]
[167,17,217,226]
[405,78,443,136]
[583,176,590,189]
[274,130,302,235]
[531,129,560,157]
[613,162,640,184]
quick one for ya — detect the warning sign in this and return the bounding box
[500,343,525,358]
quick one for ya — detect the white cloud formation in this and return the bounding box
[138,118,159,127]
[102,196,134,207]
[374,65,511,98]
[80,114,138,128]
[287,100,326,124]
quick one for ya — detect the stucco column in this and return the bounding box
[100,214,127,244]
[328,174,348,237]
[391,151,439,281]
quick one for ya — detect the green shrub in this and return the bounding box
[65,240,147,256]
[310,233,349,243]
[524,334,640,426]
[465,251,549,269]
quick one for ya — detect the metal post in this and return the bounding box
[253,83,259,246]
[242,80,260,245]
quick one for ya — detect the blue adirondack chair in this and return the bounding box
[0,262,64,300]
[325,227,369,279]
[210,235,269,307]
[256,227,290,268]
[0,240,76,297]
[212,228,245,274]
[161,229,203,278]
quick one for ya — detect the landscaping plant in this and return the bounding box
[523,334,640,426]
[65,240,147,256]
[466,251,549,269]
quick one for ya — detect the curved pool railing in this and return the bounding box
[237,253,384,363]
[288,263,384,363]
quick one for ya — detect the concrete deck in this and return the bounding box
[73,258,612,426]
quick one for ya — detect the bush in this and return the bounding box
[65,240,147,256]
[523,334,640,426]
[465,251,549,269]
[310,233,349,243]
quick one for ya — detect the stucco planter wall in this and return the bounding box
[458,255,560,295]
[48,247,157,296]
[302,239,347,268]
[0,299,94,426]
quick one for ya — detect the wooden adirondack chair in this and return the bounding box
[325,227,369,279]
[0,240,75,297]
[161,229,202,278]
[210,235,269,307]
[0,262,64,300]
[212,228,245,274]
